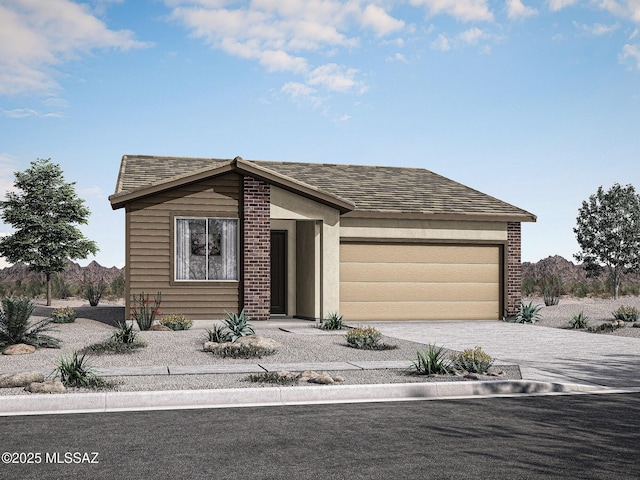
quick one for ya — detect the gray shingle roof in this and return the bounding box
[112,155,535,221]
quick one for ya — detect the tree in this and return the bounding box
[0,159,98,305]
[573,183,640,299]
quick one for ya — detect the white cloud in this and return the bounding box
[507,0,538,19]
[0,0,151,96]
[594,0,640,23]
[410,0,493,22]
[77,185,106,200]
[0,154,18,200]
[385,52,409,63]
[432,28,495,51]
[0,108,63,119]
[619,43,640,68]
[458,27,487,45]
[431,33,451,51]
[168,0,401,105]
[548,0,577,11]
[573,21,620,35]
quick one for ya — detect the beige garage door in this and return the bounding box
[339,243,501,321]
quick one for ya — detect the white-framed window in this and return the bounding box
[175,217,238,281]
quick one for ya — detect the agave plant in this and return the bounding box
[223,309,254,342]
[514,301,543,324]
[410,344,453,375]
[206,324,231,343]
[54,351,108,388]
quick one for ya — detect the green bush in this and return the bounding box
[212,343,274,359]
[50,306,76,323]
[451,346,494,374]
[612,305,638,322]
[344,326,397,350]
[53,351,111,389]
[0,296,60,348]
[82,322,145,354]
[109,275,125,298]
[410,345,453,375]
[246,372,298,385]
[566,312,589,329]
[321,312,344,330]
[51,276,72,299]
[206,324,231,343]
[160,314,193,330]
[130,291,162,331]
[223,309,254,342]
[514,301,542,324]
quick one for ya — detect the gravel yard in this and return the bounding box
[525,295,640,338]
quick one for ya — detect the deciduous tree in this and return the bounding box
[0,159,98,305]
[574,183,640,299]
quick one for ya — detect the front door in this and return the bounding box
[270,231,287,315]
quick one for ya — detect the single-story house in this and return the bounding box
[109,155,536,322]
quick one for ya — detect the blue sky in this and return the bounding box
[1,0,639,269]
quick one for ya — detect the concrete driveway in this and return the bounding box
[372,321,640,388]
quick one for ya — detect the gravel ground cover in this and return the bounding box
[525,295,640,338]
[0,308,517,395]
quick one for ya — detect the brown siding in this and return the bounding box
[125,173,241,320]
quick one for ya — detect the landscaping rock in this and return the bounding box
[149,324,172,331]
[25,380,66,394]
[0,371,45,388]
[297,370,346,385]
[2,343,36,355]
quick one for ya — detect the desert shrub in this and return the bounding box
[82,321,145,354]
[0,296,60,348]
[587,322,624,333]
[50,306,76,323]
[246,372,298,385]
[213,343,274,359]
[514,301,542,324]
[206,324,231,343]
[109,275,125,298]
[130,291,162,331]
[451,346,494,374]
[344,326,397,350]
[53,351,112,388]
[542,275,561,306]
[321,312,344,330]
[223,309,254,342]
[410,345,453,375]
[612,305,638,322]
[566,312,589,329]
[620,283,640,296]
[26,279,45,298]
[84,282,106,307]
[521,277,537,296]
[51,276,72,299]
[160,314,193,330]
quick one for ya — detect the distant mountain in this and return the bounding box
[0,261,124,285]
[522,255,640,284]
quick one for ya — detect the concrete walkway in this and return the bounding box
[372,321,640,388]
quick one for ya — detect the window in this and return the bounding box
[175,218,238,281]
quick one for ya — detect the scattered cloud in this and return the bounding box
[0,107,63,119]
[385,52,409,63]
[548,0,577,11]
[77,185,106,200]
[168,0,400,105]
[334,113,351,122]
[0,154,18,200]
[0,0,152,96]
[507,0,538,19]
[619,43,640,68]
[594,0,640,23]
[431,27,494,51]
[573,21,620,35]
[410,0,493,22]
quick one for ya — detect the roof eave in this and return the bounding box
[341,211,537,222]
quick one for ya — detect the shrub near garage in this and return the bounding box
[345,326,398,350]
[451,347,494,374]
[160,314,193,330]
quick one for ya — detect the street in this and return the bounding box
[1,393,639,479]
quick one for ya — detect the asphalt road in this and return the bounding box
[1,393,639,480]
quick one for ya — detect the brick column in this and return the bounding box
[507,222,522,316]
[242,176,270,321]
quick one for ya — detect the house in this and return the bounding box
[109,155,536,322]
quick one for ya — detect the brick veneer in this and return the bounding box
[507,222,522,317]
[242,176,271,321]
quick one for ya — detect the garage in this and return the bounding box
[339,243,502,321]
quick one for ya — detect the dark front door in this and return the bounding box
[270,231,287,315]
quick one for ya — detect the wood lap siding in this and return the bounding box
[126,173,241,319]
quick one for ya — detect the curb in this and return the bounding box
[0,380,615,417]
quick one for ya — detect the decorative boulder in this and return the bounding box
[2,344,36,355]
[25,380,66,394]
[149,324,172,331]
[297,370,346,385]
[0,371,45,388]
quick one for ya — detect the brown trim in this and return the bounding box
[341,211,537,223]
[125,206,131,320]
[500,243,506,319]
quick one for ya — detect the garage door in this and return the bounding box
[339,243,501,321]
